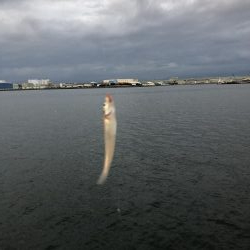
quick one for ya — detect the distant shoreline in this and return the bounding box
[1,77,250,91]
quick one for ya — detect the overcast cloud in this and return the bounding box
[0,0,250,82]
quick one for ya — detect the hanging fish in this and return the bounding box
[97,94,117,184]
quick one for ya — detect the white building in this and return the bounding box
[103,79,117,85]
[103,78,139,85]
[142,81,155,86]
[117,79,139,84]
[28,79,51,88]
[21,83,35,90]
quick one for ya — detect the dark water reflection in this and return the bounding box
[0,85,250,249]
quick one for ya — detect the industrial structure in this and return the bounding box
[0,80,19,90]
[23,79,51,89]
[1,75,250,91]
[103,78,140,86]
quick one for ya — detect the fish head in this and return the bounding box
[103,94,115,118]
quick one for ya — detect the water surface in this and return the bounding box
[0,85,250,249]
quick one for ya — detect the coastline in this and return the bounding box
[1,76,250,91]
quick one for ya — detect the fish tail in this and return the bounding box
[97,158,111,185]
[97,168,109,185]
[96,173,107,185]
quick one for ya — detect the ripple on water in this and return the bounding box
[1,86,250,249]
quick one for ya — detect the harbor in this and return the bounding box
[1,76,250,91]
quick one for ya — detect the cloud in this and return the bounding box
[0,0,250,82]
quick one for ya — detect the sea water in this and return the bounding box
[0,85,250,249]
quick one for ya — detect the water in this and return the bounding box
[0,85,250,249]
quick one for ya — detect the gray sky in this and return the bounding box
[0,0,250,82]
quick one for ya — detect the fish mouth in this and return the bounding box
[106,94,113,103]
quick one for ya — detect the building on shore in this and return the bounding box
[102,79,118,85]
[0,81,19,90]
[21,82,36,90]
[142,81,155,86]
[117,79,139,85]
[102,78,140,86]
[26,79,52,89]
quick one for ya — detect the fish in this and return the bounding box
[97,94,117,184]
